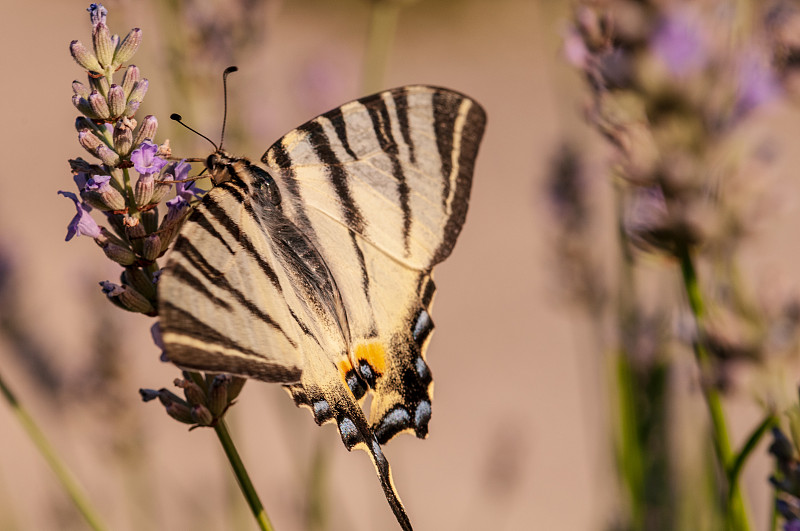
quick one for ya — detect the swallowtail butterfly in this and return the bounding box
[158,83,486,530]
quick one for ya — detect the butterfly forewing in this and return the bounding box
[158,85,485,531]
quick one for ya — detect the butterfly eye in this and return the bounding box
[205,154,218,170]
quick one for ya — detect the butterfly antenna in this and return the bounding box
[170,114,218,151]
[220,66,238,151]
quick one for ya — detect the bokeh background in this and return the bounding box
[2,1,800,530]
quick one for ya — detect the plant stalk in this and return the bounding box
[0,370,108,531]
[214,418,274,531]
[675,242,750,530]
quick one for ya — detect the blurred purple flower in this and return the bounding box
[736,50,782,116]
[652,9,708,76]
[563,28,589,69]
[131,140,167,176]
[58,191,101,241]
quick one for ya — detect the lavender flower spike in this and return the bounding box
[131,140,167,176]
[58,190,101,240]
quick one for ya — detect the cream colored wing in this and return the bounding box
[262,86,486,442]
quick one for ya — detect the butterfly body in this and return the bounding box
[159,86,486,530]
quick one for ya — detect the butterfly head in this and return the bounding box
[205,150,237,185]
[206,149,283,207]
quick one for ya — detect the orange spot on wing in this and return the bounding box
[355,342,387,376]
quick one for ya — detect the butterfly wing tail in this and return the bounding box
[286,380,413,531]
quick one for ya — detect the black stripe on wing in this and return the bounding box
[365,97,413,256]
[296,120,365,233]
[392,89,416,165]
[431,92,486,264]
[203,195,284,294]
[161,302,302,382]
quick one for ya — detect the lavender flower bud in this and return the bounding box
[176,379,208,407]
[88,90,110,120]
[141,208,158,233]
[78,130,102,153]
[122,267,156,299]
[124,216,146,241]
[191,405,214,426]
[69,40,102,73]
[69,157,105,175]
[88,74,110,96]
[75,116,94,133]
[113,117,134,156]
[114,28,141,66]
[92,22,114,68]
[156,140,172,159]
[100,281,155,314]
[166,402,196,424]
[150,171,172,204]
[133,115,158,146]
[96,144,120,167]
[125,100,140,118]
[134,173,154,206]
[88,175,126,211]
[121,65,140,98]
[72,80,90,99]
[142,234,161,261]
[100,241,136,265]
[209,376,230,417]
[127,79,148,106]
[107,84,126,119]
[72,95,96,119]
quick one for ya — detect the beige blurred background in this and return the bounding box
[2,0,799,530]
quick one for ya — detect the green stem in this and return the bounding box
[675,243,750,530]
[363,1,402,94]
[0,370,108,531]
[214,419,274,531]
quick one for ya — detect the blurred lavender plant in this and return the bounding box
[565,1,800,529]
[770,396,800,529]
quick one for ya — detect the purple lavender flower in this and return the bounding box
[174,162,203,202]
[165,195,191,221]
[736,50,782,116]
[131,140,167,176]
[651,8,708,76]
[84,174,113,192]
[58,191,101,240]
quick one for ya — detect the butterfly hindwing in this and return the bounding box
[159,85,485,531]
[262,85,485,442]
